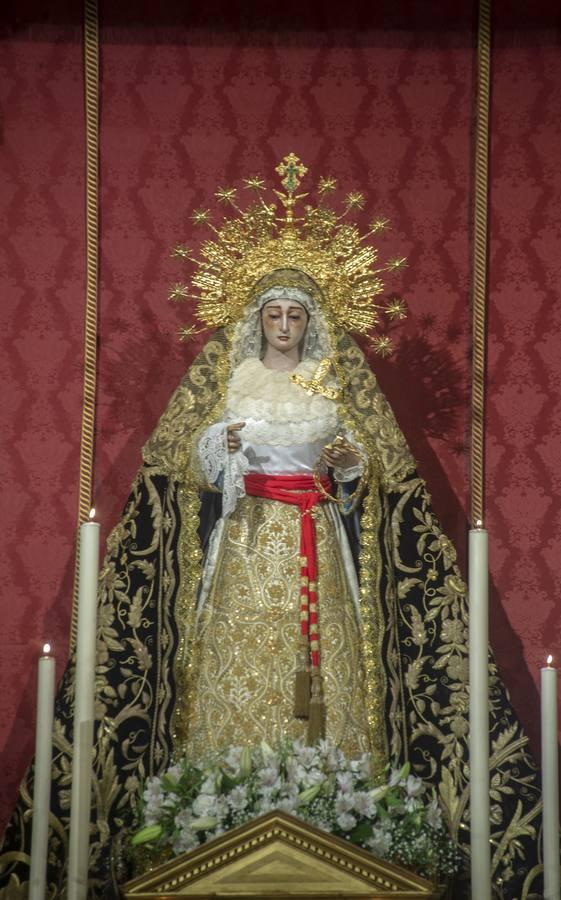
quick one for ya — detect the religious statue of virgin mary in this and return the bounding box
[0,155,544,899]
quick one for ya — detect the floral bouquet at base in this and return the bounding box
[131,739,463,882]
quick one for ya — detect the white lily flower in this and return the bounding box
[405,774,423,797]
[335,793,354,815]
[352,790,377,817]
[336,771,354,794]
[367,825,392,856]
[192,794,217,817]
[336,812,357,831]
[228,786,249,811]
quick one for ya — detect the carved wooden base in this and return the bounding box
[123,811,445,899]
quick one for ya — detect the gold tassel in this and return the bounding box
[294,636,310,718]
[307,669,326,743]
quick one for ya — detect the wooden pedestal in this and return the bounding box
[123,811,445,899]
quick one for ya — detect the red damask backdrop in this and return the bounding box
[1,0,560,831]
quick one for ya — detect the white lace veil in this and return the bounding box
[230,269,334,367]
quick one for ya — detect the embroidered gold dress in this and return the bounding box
[185,358,371,758]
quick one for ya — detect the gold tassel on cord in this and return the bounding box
[307,668,326,742]
[294,635,310,718]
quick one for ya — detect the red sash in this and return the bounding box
[243,473,331,671]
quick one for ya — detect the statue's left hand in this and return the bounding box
[321,437,361,470]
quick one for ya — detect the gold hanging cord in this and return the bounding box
[71,0,100,647]
[470,0,492,527]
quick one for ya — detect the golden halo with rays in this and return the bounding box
[170,153,407,354]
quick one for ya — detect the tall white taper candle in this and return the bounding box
[67,515,100,900]
[541,656,560,900]
[29,644,56,900]
[469,524,491,899]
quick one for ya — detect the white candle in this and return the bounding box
[29,644,56,900]
[541,655,560,900]
[67,514,100,900]
[469,523,491,900]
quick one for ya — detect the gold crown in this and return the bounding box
[170,153,407,356]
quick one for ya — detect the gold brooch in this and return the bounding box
[290,358,342,401]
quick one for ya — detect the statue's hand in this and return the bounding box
[321,436,361,470]
[227,422,245,453]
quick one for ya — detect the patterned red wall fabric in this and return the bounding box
[1,2,559,835]
[0,16,85,827]
[486,27,561,750]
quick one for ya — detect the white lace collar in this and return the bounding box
[226,358,338,446]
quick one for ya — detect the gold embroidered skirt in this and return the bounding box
[185,495,371,757]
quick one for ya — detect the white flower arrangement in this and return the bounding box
[131,739,462,881]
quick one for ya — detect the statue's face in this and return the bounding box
[261,298,308,354]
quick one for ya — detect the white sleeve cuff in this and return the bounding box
[197,422,228,485]
[333,463,364,483]
[222,449,250,518]
[197,422,250,517]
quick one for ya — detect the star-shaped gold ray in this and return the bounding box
[215,187,237,205]
[372,335,394,357]
[369,217,390,234]
[177,325,203,342]
[345,192,365,210]
[385,297,408,320]
[191,209,212,225]
[387,257,407,271]
[243,176,266,192]
[318,176,337,196]
[168,283,191,302]
[170,245,192,260]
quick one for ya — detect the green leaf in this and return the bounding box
[350,822,373,842]
[398,761,411,780]
[221,772,238,792]
[162,774,179,792]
